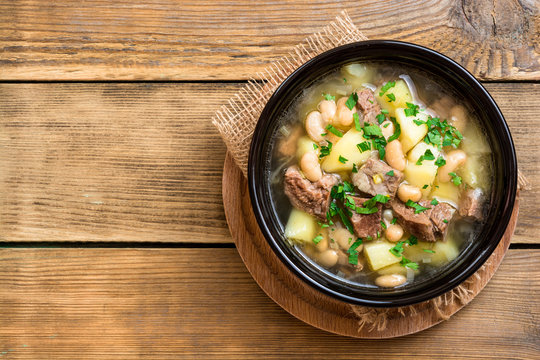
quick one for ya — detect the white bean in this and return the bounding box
[318,249,339,268]
[385,224,404,242]
[300,151,322,182]
[438,150,467,183]
[305,111,327,142]
[397,183,422,203]
[315,234,329,252]
[385,140,406,171]
[375,274,407,287]
[334,228,362,252]
[381,120,394,140]
[335,97,356,127]
[383,209,394,222]
[449,105,468,133]
[318,100,337,123]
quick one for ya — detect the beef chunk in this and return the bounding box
[426,202,456,238]
[283,166,338,221]
[351,158,404,198]
[459,188,484,221]
[391,200,456,242]
[390,199,436,242]
[349,197,383,239]
[355,89,381,124]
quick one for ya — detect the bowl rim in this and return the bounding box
[248,39,517,307]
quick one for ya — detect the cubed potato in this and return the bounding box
[284,209,317,244]
[296,136,319,160]
[396,108,429,153]
[430,238,460,266]
[430,179,460,207]
[321,128,372,173]
[402,240,435,263]
[404,143,440,196]
[364,240,401,271]
[342,63,374,89]
[461,154,491,190]
[375,79,412,117]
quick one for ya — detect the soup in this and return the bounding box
[271,62,492,288]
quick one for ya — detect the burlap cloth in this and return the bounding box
[212,10,528,333]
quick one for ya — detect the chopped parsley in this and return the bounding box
[357,141,371,153]
[348,238,363,253]
[348,252,358,265]
[325,124,343,137]
[434,156,446,167]
[379,81,396,96]
[345,92,358,110]
[405,200,430,214]
[376,113,386,124]
[318,141,332,159]
[353,112,362,131]
[323,93,335,101]
[389,241,405,257]
[404,102,420,117]
[383,122,390,128]
[419,116,463,149]
[338,155,348,164]
[400,257,419,270]
[352,163,358,173]
[407,235,418,245]
[386,93,396,102]
[343,77,347,83]
[381,109,389,114]
[423,249,436,254]
[449,172,462,186]
[362,123,384,138]
[416,149,435,165]
[443,219,449,224]
[312,234,323,244]
[422,184,429,189]
[391,218,397,225]
[363,194,390,208]
[313,143,318,150]
[380,221,387,230]
[430,198,439,205]
[386,170,395,176]
[317,221,330,229]
[387,116,401,143]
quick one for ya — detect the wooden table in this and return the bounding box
[0,1,538,358]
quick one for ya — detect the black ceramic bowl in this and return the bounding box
[248,40,517,307]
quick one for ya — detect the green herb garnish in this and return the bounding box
[379,81,396,96]
[422,184,429,189]
[376,113,385,124]
[386,93,396,102]
[323,93,335,101]
[353,112,362,131]
[430,198,439,205]
[357,141,371,153]
[352,163,358,173]
[318,141,332,159]
[416,149,435,165]
[325,124,343,137]
[338,155,348,164]
[434,156,446,167]
[405,200,430,214]
[345,92,358,110]
[400,257,419,270]
[404,102,420,117]
[449,172,462,186]
[381,221,387,230]
[312,234,323,244]
[423,249,436,254]
[391,218,397,225]
[386,170,395,177]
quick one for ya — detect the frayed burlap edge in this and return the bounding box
[350,261,487,333]
[213,10,529,334]
[212,10,367,177]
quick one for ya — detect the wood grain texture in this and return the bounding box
[0,0,538,81]
[0,83,537,243]
[222,152,518,338]
[0,248,537,359]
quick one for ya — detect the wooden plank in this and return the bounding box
[0,0,538,81]
[0,83,538,243]
[0,248,537,359]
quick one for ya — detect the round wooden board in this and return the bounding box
[222,153,519,338]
